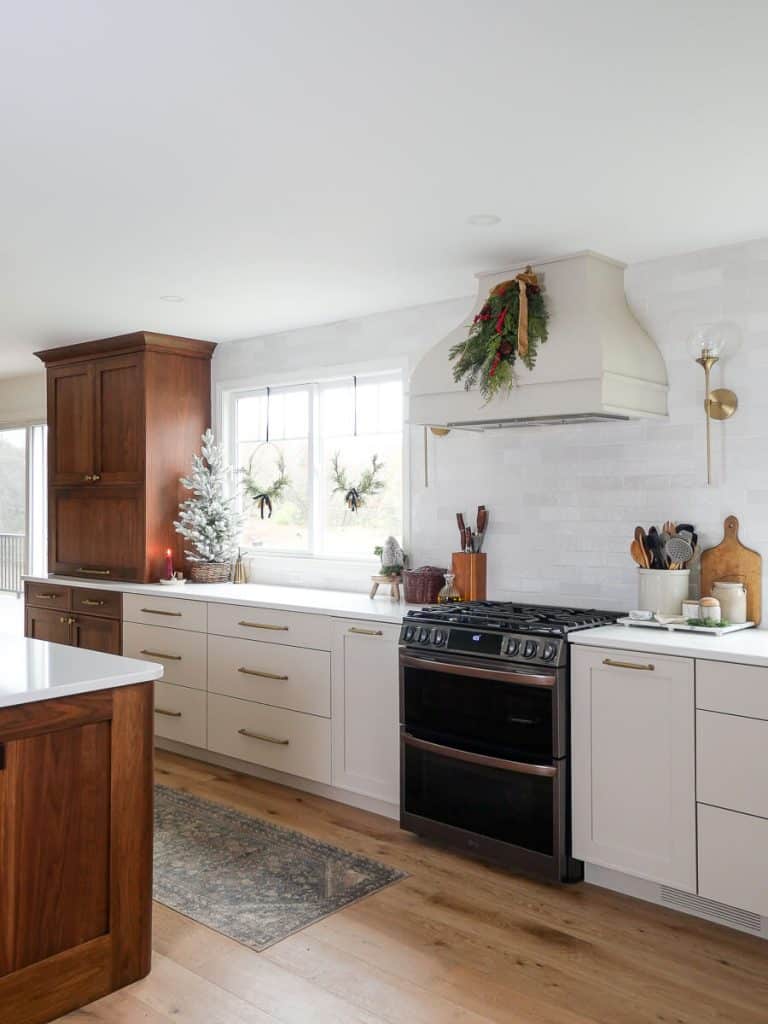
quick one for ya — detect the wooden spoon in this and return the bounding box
[634,527,650,568]
[630,540,647,567]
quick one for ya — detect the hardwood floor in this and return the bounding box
[58,751,767,1024]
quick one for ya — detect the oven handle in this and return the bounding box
[402,732,557,777]
[399,652,555,688]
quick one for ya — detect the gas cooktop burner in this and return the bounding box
[405,601,618,637]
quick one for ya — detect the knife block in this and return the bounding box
[452,552,487,602]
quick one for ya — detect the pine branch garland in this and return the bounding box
[449,272,549,402]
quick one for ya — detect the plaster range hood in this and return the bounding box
[409,251,668,430]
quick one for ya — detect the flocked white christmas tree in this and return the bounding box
[174,429,241,563]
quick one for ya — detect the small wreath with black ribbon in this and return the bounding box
[331,452,385,512]
[241,447,290,519]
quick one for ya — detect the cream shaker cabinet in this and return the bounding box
[571,645,696,892]
[331,618,401,804]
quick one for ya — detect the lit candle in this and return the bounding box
[164,548,173,580]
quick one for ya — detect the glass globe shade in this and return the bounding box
[686,321,742,361]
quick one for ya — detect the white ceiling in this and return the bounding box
[1,1,767,377]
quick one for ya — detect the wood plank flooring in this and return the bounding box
[58,751,767,1024]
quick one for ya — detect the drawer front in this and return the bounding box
[207,693,331,784]
[123,622,207,689]
[154,681,207,748]
[207,602,331,651]
[698,803,768,916]
[697,710,768,818]
[208,634,330,717]
[123,593,207,632]
[71,587,122,619]
[697,659,768,720]
[25,582,71,610]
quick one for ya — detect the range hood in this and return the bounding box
[410,251,668,429]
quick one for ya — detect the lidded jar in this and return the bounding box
[711,581,747,624]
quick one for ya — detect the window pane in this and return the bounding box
[319,378,403,558]
[236,388,310,553]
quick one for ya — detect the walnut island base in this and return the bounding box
[0,639,162,1024]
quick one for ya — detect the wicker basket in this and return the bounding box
[403,566,447,605]
[190,562,232,584]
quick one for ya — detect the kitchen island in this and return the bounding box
[0,637,163,1024]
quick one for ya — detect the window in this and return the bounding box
[231,372,403,559]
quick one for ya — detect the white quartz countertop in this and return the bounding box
[569,624,768,667]
[0,636,163,708]
[23,576,415,624]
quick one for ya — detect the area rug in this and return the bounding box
[153,785,406,951]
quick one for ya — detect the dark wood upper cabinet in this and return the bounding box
[48,364,94,485]
[36,332,215,583]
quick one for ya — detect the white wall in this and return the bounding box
[0,372,45,428]
[215,238,768,608]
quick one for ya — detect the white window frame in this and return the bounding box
[218,361,408,564]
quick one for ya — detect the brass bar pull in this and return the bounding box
[141,608,182,617]
[237,728,289,745]
[83,474,94,482]
[140,649,182,661]
[155,708,182,718]
[237,667,289,681]
[602,658,655,671]
[349,627,384,636]
[237,620,289,631]
[92,474,101,481]
[81,599,106,607]
[35,593,60,600]
[78,568,111,575]
[60,616,76,624]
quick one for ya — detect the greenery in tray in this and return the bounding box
[686,618,731,628]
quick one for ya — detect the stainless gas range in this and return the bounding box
[398,601,618,882]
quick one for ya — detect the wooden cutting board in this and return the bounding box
[700,515,762,624]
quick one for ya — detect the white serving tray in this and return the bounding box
[617,617,755,637]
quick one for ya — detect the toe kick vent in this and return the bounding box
[660,887,763,935]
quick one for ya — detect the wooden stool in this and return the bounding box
[370,574,402,601]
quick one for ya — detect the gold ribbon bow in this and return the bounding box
[514,265,538,359]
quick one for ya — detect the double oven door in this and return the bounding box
[399,648,581,881]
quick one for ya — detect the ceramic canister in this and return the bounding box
[712,581,748,624]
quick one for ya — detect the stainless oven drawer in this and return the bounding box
[400,730,566,870]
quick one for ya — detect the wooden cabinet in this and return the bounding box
[25,582,122,655]
[331,619,400,804]
[37,332,215,582]
[0,684,154,1024]
[571,645,696,892]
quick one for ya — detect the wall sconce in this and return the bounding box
[687,322,741,485]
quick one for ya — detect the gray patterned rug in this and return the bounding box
[153,785,406,950]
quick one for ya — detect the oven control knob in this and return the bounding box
[522,640,538,659]
[403,625,415,642]
[541,642,557,662]
[505,637,520,656]
[418,628,430,643]
[432,629,445,646]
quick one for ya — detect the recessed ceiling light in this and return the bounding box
[160,294,184,302]
[467,214,501,226]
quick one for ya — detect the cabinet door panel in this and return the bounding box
[571,645,696,891]
[331,619,400,804]
[72,614,121,655]
[24,606,72,646]
[48,365,93,485]
[0,721,111,976]
[94,356,144,484]
[50,487,143,581]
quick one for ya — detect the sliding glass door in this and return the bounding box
[0,425,46,594]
